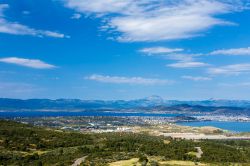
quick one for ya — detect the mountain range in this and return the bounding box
[1,96,250,110]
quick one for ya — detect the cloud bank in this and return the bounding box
[85,74,172,85]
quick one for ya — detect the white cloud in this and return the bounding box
[71,13,82,19]
[64,0,247,42]
[139,46,206,68]
[140,47,183,54]
[42,31,69,38]
[139,46,208,69]
[0,4,68,38]
[210,47,250,55]
[0,57,56,69]
[208,64,250,75]
[182,75,212,81]
[165,53,202,62]
[167,61,209,68]
[85,74,173,85]
[139,46,202,62]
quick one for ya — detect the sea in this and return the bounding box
[177,121,250,132]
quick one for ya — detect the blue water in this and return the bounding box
[177,121,250,132]
[0,111,181,118]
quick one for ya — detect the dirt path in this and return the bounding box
[195,147,203,158]
[72,156,87,166]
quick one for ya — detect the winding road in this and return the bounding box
[72,156,87,166]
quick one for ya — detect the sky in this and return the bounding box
[0,0,250,100]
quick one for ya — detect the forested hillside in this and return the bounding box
[0,120,250,165]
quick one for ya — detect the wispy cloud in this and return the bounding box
[71,13,82,19]
[0,57,56,69]
[22,11,30,15]
[167,61,209,68]
[208,64,250,75]
[139,47,183,54]
[64,0,247,42]
[85,74,173,85]
[139,46,204,65]
[0,4,68,38]
[164,53,202,62]
[182,75,212,81]
[0,4,8,16]
[210,47,250,55]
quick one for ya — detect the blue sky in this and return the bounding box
[1,0,250,100]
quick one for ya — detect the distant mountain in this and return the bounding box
[151,104,250,115]
[163,99,250,108]
[0,96,250,111]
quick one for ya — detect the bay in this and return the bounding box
[177,121,250,132]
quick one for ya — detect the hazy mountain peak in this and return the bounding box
[145,95,163,102]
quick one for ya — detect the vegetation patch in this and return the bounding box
[109,158,139,166]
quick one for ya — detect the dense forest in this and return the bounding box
[0,120,250,165]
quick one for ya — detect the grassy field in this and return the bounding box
[108,158,207,166]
